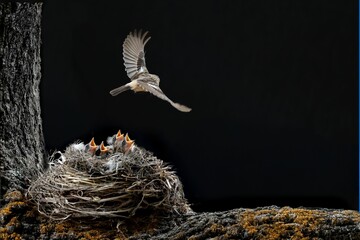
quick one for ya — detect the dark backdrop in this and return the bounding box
[40,0,358,211]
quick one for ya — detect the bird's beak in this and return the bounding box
[100,141,109,155]
[89,137,97,153]
[116,130,124,141]
[124,133,134,153]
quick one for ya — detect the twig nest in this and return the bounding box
[28,131,191,220]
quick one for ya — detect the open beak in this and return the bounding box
[116,130,124,141]
[100,141,109,155]
[89,137,97,154]
[124,133,135,153]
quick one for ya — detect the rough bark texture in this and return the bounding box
[1,191,360,239]
[0,2,359,239]
[0,2,45,196]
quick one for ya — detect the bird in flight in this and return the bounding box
[109,30,192,112]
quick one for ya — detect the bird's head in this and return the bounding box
[151,74,160,84]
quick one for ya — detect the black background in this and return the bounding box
[40,0,358,211]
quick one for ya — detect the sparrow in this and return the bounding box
[123,133,135,153]
[99,141,112,156]
[109,29,192,112]
[107,130,125,152]
[84,137,98,155]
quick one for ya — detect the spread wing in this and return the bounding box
[136,78,192,112]
[123,30,151,80]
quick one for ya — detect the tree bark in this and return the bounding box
[0,2,44,197]
[1,193,360,239]
[0,3,360,240]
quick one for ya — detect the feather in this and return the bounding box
[122,30,151,79]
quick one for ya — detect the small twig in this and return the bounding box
[27,144,191,220]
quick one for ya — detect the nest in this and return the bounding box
[28,132,191,220]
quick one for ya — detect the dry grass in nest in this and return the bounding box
[27,135,191,221]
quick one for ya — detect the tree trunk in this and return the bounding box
[1,3,360,240]
[0,2,44,197]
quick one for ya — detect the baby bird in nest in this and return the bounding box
[79,131,135,157]
[109,30,192,112]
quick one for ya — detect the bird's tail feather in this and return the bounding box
[109,84,131,96]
